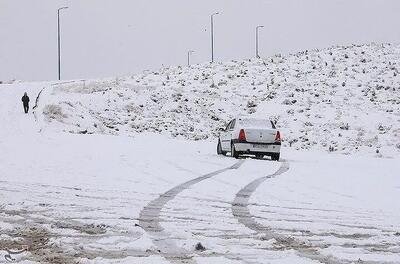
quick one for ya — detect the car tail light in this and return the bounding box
[239,129,246,142]
[275,131,281,142]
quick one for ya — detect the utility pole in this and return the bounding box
[256,25,264,58]
[58,6,68,80]
[187,50,195,66]
[211,12,219,63]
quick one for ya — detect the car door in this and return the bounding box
[229,119,236,142]
[221,119,236,150]
[220,120,233,150]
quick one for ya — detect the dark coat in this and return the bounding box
[22,95,30,105]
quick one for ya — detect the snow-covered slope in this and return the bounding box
[40,43,400,157]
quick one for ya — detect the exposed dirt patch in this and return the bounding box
[53,221,108,235]
[0,225,76,264]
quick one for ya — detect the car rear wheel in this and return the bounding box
[271,153,280,161]
[217,140,226,156]
[231,143,239,159]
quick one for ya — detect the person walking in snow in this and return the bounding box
[21,92,30,114]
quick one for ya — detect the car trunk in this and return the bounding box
[244,128,277,143]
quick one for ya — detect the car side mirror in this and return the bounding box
[218,127,225,132]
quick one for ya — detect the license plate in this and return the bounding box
[253,144,267,149]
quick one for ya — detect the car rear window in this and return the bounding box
[239,118,274,129]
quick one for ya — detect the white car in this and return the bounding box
[217,117,281,160]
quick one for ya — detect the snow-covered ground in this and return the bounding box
[1,43,399,264]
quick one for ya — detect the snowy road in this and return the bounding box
[138,159,245,263]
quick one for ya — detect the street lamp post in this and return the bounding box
[58,6,68,80]
[211,12,219,63]
[256,25,264,59]
[187,50,195,67]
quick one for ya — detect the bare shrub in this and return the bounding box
[43,104,67,121]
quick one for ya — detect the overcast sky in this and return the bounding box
[1,0,400,81]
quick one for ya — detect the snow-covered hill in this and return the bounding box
[40,43,400,157]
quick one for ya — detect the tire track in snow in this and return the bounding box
[232,161,350,264]
[139,160,245,263]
